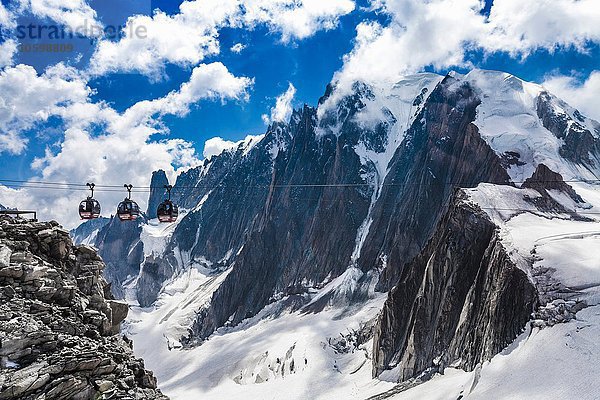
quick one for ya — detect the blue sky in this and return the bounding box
[0,0,599,225]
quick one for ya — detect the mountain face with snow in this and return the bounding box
[70,217,110,246]
[75,69,600,398]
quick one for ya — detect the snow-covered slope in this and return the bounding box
[70,216,110,245]
[467,180,600,305]
[466,69,600,182]
[350,74,442,263]
[125,266,395,399]
[127,179,600,399]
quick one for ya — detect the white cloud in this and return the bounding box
[0,131,27,154]
[0,62,251,227]
[230,43,246,53]
[543,71,600,122]
[0,64,91,155]
[21,0,102,34]
[262,82,296,124]
[203,136,239,158]
[203,134,264,158]
[89,0,355,77]
[330,0,484,97]
[242,0,355,43]
[89,0,239,77]
[0,39,17,68]
[123,62,253,125]
[483,0,600,54]
[0,3,12,26]
[330,0,600,97]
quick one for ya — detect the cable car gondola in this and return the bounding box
[117,184,140,221]
[78,183,101,220]
[157,185,179,223]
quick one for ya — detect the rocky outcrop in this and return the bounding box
[0,217,167,400]
[372,190,538,381]
[520,163,593,220]
[135,255,175,308]
[522,163,585,204]
[146,170,169,219]
[536,91,600,168]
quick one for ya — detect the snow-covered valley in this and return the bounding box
[124,265,396,399]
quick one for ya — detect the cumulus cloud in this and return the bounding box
[0,39,17,68]
[0,62,251,227]
[483,0,600,53]
[262,83,296,124]
[89,0,239,77]
[242,0,355,43]
[230,43,246,53]
[543,71,600,122]
[0,131,27,154]
[89,0,355,77]
[203,137,239,158]
[123,62,253,124]
[0,64,91,155]
[20,0,102,34]
[331,0,600,94]
[202,135,264,158]
[0,2,12,26]
[203,134,264,159]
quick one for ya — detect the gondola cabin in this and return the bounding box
[157,200,178,223]
[79,182,101,220]
[79,198,101,219]
[117,184,140,221]
[117,199,140,221]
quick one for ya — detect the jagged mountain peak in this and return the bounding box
[147,169,169,218]
[458,69,600,182]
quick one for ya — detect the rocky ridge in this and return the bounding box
[0,216,167,400]
[372,189,538,381]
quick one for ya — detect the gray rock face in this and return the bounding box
[185,102,376,340]
[147,170,169,219]
[95,215,146,298]
[135,255,175,307]
[356,74,511,290]
[0,216,167,400]
[522,163,584,203]
[372,190,538,381]
[521,163,589,216]
[536,91,600,167]
[70,217,110,245]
